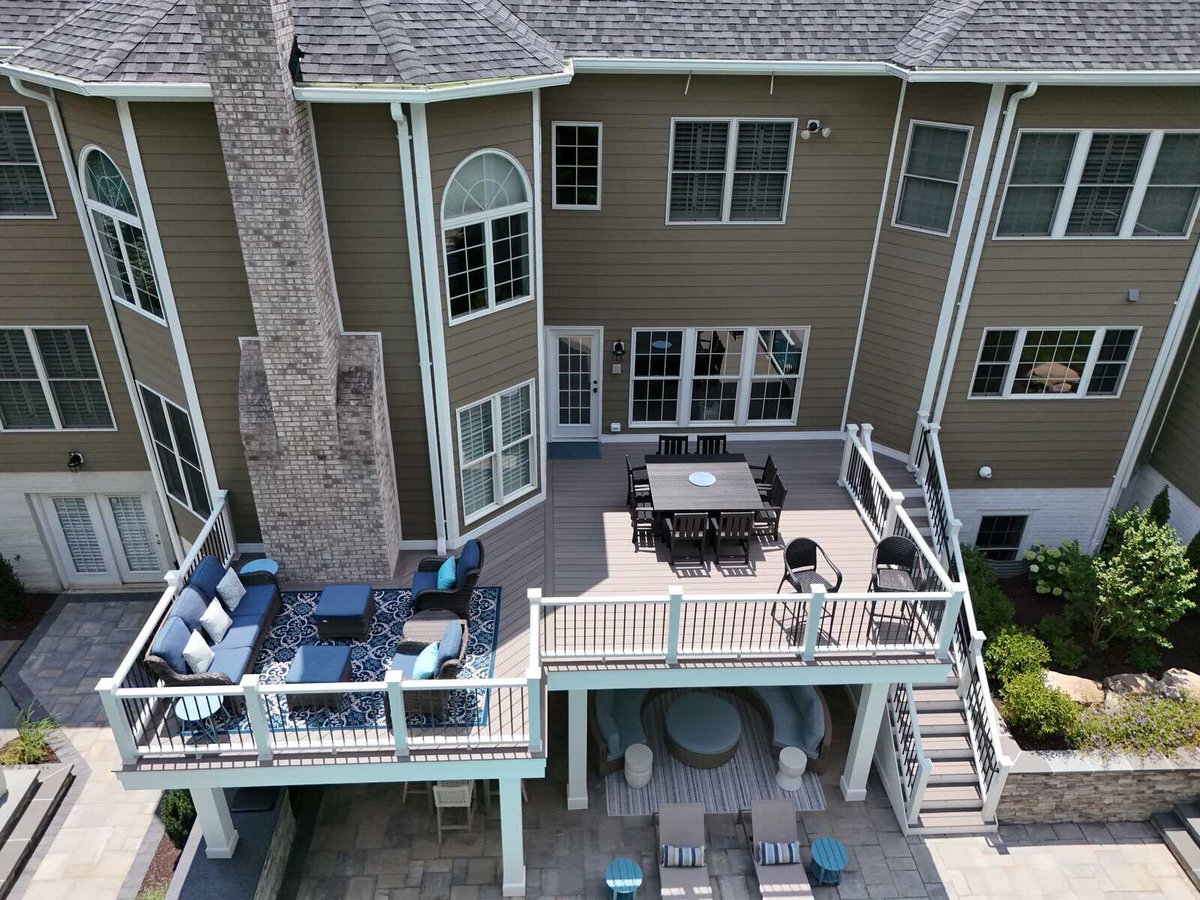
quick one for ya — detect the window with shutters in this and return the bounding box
[552,122,602,209]
[969,327,1139,399]
[893,121,972,235]
[457,381,537,522]
[138,384,211,517]
[0,327,114,431]
[667,118,796,223]
[996,129,1200,239]
[0,108,53,217]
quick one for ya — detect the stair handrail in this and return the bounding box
[888,683,933,825]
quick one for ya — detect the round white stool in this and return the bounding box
[624,742,653,789]
[776,746,808,791]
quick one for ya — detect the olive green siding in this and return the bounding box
[427,94,540,531]
[539,74,896,433]
[311,103,435,541]
[849,83,992,451]
[115,304,185,405]
[0,83,145,473]
[939,87,1200,489]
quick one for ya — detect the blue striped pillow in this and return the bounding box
[756,840,802,865]
[660,843,706,867]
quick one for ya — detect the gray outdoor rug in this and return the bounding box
[604,688,827,816]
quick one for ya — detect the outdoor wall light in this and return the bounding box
[978,465,993,480]
[67,452,84,473]
[800,119,833,140]
[612,340,626,359]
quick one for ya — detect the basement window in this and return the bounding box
[975,515,1028,561]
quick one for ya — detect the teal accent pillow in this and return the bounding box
[413,642,441,679]
[436,557,456,590]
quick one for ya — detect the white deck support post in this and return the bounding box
[240,675,273,761]
[802,585,824,661]
[526,667,543,755]
[527,589,542,668]
[499,776,527,896]
[191,786,239,858]
[936,588,966,662]
[882,490,905,538]
[96,677,138,765]
[860,422,875,458]
[908,410,930,474]
[566,688,588,810]
[981,756,1014,822]
[665,585,683,664]
[385,669,408,757]
[841,681,888,802]
[837,424,858,487]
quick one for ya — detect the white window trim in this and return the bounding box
[627,326,810,427]
[551,121,603,211]
[890,119,974,237]
[78,145,167,324]
[456,379,538,525]
[136,382,208,521]
[974,511,1031,560]
[665,117,798,226]
[967,325,1142,400]
[994,128,1200,241]
[0,107,56,220]
[0,325,116,432]
[441,148,535,326]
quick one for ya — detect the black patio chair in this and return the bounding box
[695,434,727,455]
[753,475,787,542]
[709,511,755,566]
[778,538,843,594]
[662,514,708,566]
[626,454,650,509]
[869,535,919,592]
[630,503,656,550]
[658,434,689,455]
[751,454,778,498]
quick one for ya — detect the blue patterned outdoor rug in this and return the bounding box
[228,587,501,732]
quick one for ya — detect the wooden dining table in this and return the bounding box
[643,453,764,515]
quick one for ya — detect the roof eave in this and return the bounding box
[904,66,1200,86]
[1,62,212,99]
[293,62,573,103]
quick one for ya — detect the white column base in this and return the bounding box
[566,688,588,810]
[838,776,868,803]
[499,777,526,897]
[191,786,239,859]
[841,682,888,803]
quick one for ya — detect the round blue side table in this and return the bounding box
[808,836,849,885]
[239,558,279,579]
[604,857,643,899]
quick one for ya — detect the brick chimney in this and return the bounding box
[197,0,402,579]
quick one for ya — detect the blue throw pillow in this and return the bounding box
[174,586,208,632]
[413,642,441,679]
[188,555,227,601]
[437,621,463,668]
[149,616,191,674]
[436,557,456,590]
[756,841,802,866]
[458,540,482,583]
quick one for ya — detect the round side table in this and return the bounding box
[808,836,848,886]
[624,743,653,789]
[604,857,643,899]
[776,746,808,791]
[174,694,225,745]
[239,558,279,579]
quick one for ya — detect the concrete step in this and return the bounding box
[922,783,983,812]
[915,710,968,736]
[0,764,73,898]
[928,759,979,785]
[1176,802,1200,846]
[1154,812,1200,892]
[910,810,996,835]
[911,687,963,712]
[922,734,973,760]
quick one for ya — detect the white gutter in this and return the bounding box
[0,63,211,99]
[295,63,573,104]
[391,102,448,554]
[899,66,1200,86]
[572,57,889,77]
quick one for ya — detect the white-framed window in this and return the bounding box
[667,118,796,224]
[629,326,808,426]
[969,327,1139,399]
[442,150,533,324]
[457,380,537,522]
[552,122,601,210]
[0,326,114,431]
[0,108,54,218]
[137,384,210,518]
[975,514,1029,561]
[81,147,164,320]
[996,129,1200,239]
[893,121,972,235]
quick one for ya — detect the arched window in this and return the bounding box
[442,150,532,322]
[81,148,164,321]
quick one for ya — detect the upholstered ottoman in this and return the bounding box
[285,645,352,710]
[315,583,375,640]
[665,692,742,768]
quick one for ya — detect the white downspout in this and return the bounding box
[391,102,448,554]
[9,77,184,562]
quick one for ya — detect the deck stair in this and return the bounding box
[1152,801,1200,891]
[0,764,74,897]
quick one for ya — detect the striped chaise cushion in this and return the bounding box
[756,840,803,865]
[661,844,706,867]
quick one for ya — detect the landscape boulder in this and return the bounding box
[1043,670,1104,705]
[1103,672,1158,709]
[1158,668,1200,702]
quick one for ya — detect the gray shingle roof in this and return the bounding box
[1,0,1198,86]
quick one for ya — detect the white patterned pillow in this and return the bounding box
[183,629,214,674]
[216,567,246,611]
[756,841,802,866]
[200,598,232,644]
[661,844,706,867]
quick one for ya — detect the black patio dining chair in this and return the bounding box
[662,514,709,566]
[630,502,656,550]
[751,454,778,498]
[753,475,787,542]
[626,454,650,509]
[658,434,689,455]
[695,434,727,454]
[709,511,756,566]
[869,535,919,592]
[778,537,843,594]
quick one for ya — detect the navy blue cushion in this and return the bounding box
[150,616,190,673]
[316,584,372,619]
[174,586,208,632]
[436,621,463,669]
[456,540,482,588]
[188,555,227,601]
[213,621,261,651]
[411,569,438,597]
[286,645,351,685]
[391,651,421,679]
[229,583,276,621]
[230,603,271,631]
[208,646,253,683]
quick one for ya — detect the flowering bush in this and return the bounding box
[1024,540,1096,604]
[1075,695,1200,755]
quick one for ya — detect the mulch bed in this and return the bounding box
[136,832,181,900]
[0,593,58,641]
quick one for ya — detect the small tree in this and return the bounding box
[1187,531,1200,601]
[1149,486,1172,527]
[1089,507,1195,653]
[0,554,24,623]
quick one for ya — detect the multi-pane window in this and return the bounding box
[668,119,795,223]
[139,385,210,517]
[0,109,53,217]
[975,515,1028,562]
[82,149,164,319]
[442,151,532,322]
[997,129,1200,239]
[629,326,808,425]
[894,122,972,234]
[0,327,113,430]
[552,123,601,209]
[457,382,536,521]
[970,327,1138,399]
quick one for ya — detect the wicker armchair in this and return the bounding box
[390,613,470,719]
[411,539,484,618]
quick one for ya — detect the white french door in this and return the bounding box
[547,327,603,440]
[38,493,166,587]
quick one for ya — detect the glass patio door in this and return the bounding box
[38,493,165,587]
[547,327,602,440]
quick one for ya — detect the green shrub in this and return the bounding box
[1049,636,1087,671]
[160,789,196,849]
[1149,487,1172,528]
[0,554,24,623]
[1128,643,1163,671]
[0,707,56,765]
[960,544,1015,637]
[1075,694,1200,755]
[1187,531,1200,601]
[1024,540,1096,605]
[1000,670,1079,743]
[983,628,1050,689]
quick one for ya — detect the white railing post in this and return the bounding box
[240,675,273,761]
[908,410,930,473]
[385,669,408,757]
[96,677,138,765]
[526,667,543,755]
[883,490,905,537]
[860,422,875,458]
[907,755,933,825]
[838,424,858,486]
[665,586,683,664]
[981,755,1014,821]
[164,569,182,591]
[936,588,965,660]
[802,586,824,661]
[527,589,542,669]
[215,489,235,563]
